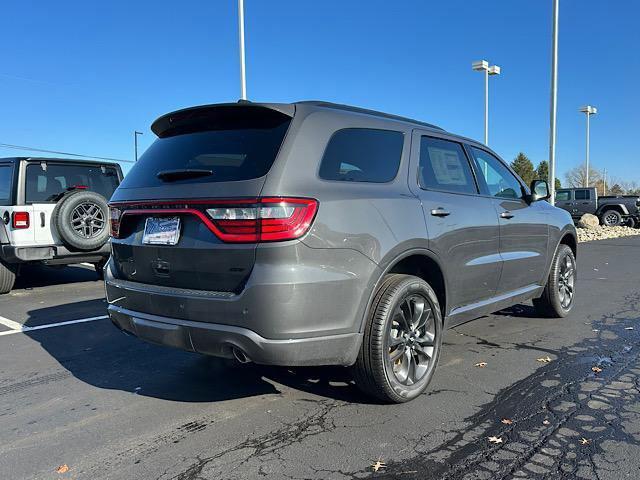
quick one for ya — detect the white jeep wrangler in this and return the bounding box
[0,157,123,294]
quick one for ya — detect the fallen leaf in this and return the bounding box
[501,418,513,425]
[474,362,487,368]
[579,437,591,445]
[371,459,386,472]
[536,356,552,363]
[488,436,503,444]
[543,419,550,425]
[591,366,603,373]
[625,327,634,330]
[56,465,69,474]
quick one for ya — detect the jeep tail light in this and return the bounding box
[12,211,30,229]
[206,197,318,242]
[109,206,122,238]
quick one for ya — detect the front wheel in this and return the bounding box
[600,209,622,227]
[533,244,576,318]
[352,274,443,403]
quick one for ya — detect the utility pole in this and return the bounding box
[238,0,247,100]
[603,168,607,195]
[548,0,559,205]
[134,131,143,162]
[579,105,597,186]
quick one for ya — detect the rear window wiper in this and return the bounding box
[156,169,213,181]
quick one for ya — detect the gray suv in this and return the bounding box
[106,101,577,403]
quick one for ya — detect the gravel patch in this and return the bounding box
[576,225,640,243]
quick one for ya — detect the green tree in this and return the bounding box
[535,160,561,190]
[511,153,535,185]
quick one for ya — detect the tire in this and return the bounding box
[533,244,576,318]
[52,191,110,251]
[352,274,443,403]
[0,260,16,294]
[600,209,622,227]
[625,217,637,229]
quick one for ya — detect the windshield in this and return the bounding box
[0,164,14,205]
[119,109,291,188]
[25,163,120,203]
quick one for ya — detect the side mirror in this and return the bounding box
[528,180,551,202]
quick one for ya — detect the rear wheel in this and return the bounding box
[533,244,576,318]
[352,274,443,403]
[600,209,622,227]
[0,260,16,294]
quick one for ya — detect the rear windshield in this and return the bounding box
[0,164,13,204]
[119,108,291,188]
[26,163,120,203]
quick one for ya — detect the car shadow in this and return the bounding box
[23,300,370,404]
[14,263,101,290]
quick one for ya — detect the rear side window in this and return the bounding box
[119,108,291,188]
[25,164,120,203]
[574,189,591,200]
[318,129,403,183]
[419,137,477,194]
[0,165,13,205]
[556,191,571,201]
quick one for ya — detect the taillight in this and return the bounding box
[206,197,318,242]
[12,211,30,229]
[109,206,122,238]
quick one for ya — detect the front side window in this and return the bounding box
[556,191,571,201]
[318,128,403,183]
[419,137,477,194]
[574,189,590,200]
[25,164,120,203]
[471,147,523,200]
[0,165,13,205]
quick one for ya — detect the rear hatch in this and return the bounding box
[109,104,295,293]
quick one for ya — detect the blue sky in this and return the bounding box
[1,0,638,184]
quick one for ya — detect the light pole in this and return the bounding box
[472,60,501,146]
[579,105,597,187]
[134,131,143,162]
[238,0,247,100]
[548,0,559,205]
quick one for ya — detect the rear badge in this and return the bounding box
[142,217,181,245]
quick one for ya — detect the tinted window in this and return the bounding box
[26,164,120,203]
[574,189,590,200]
[471,147,523,199]
[419,137,477,194]
[121,110,291,188]
[556,191,571,201]
[0,165,13,205]
[319,129,403,183]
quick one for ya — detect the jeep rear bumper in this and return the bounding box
[0,244,110,264]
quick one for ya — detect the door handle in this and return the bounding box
[500,211,514,219]
[40,212,45,228]
[430,208,451,217]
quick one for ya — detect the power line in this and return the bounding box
[0,142,134,163]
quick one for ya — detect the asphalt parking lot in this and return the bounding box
[1,237,639,480]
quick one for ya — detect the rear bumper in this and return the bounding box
[1,243,110,264]
[108,305,362,366]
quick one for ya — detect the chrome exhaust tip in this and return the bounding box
[232,347,251,364]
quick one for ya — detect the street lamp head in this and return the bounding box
[472,60,489,71]
[579,105,597,115]
[488,65,501,76]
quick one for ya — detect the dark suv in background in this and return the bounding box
[106,101,577,403]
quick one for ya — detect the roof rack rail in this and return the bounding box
[297,101,444,131]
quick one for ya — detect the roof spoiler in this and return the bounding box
[151,102,295,137]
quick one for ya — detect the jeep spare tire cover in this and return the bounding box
[52,190,110,251]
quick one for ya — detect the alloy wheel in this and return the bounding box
[70,202,106,239]
[558,254,575,309]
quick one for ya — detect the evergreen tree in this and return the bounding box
[535,160,561,190]
[511,153,535,185]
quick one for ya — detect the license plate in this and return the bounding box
[142,217,181,245]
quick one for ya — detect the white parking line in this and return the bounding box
[0,315,109,337]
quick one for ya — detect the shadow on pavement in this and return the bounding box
[14,263,101,290]
[23,300,369,404]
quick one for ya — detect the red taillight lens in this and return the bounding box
[109,206,122,238]
[12,211,30,229]
[206,197,318,243]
